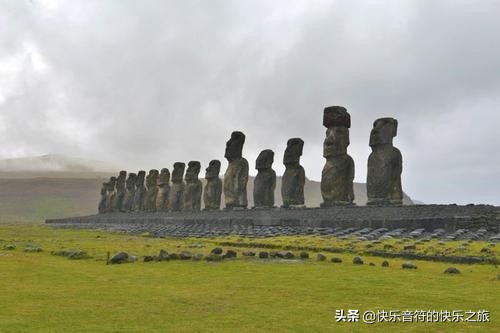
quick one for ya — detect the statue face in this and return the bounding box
[185,161,201,181]
[171,163,185,183]
[136,171,146,185]
[224,131,245,161]
[324,127,349,157]
[255,149,274,170]
[158,168,170,184]
[205,160,221,179]
[369,118,397,147]
[283,138,303,165]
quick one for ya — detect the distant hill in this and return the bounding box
[0,154,116,175]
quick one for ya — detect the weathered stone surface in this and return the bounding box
[104,177,117,213]
[144,169,159,212]
[242,250,256,257]
[112,171,127,212]
[281,138,305,208]
[367,118,403,206]
[444,267,461,274]
[203,160,222,210]
[299,251,309,259]
[168,162,185,212]
[258,251,269,259]
[353,256,364,264]
[211,247,223,255]
[179,251,193,260]
[122,173,136,212]
[253,149,276,208]
[158,249,169,261]
[193,253,204,261]
[321,106,354,206]
[183,161,202,211]
[382,260,390,267]
[98,181,108,214]
[316,253,326,261]
[331,256,343,263]
[223,131,249,209]
[133,171,146,211]
[402,261,417,269]
[156,168,170,212]
[110,251,129,264]
[224,250,237,259]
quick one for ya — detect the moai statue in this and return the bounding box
[156,168,170,211]
[98,181,108,214]
[144,169,159,212]
[203,160,222,210]
[112,170,127,212]
[281,138,305,208]
[223,131,249,210]
[183,161,202,211]
[367,117,403,205]
[122,172,137,212]
[168,162,185,211]
[105,176,117,212]
[321,106,355,207]
[132,170,146,211]
[253,149,276,208]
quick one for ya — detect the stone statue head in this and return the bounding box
[118,170,127,181]
[283,138,304,165]
[369,117,398,147]
[147,169,159,185]
[136,170,146,185]
[205,160,221,179]
[171,162,185,183]
[108,176,117,189]
[158,168,170,185]
[324,127,350,158]
[322,106,351,158]
[224,131,245,161]
[126,173,137,189]
[185,161,201,182]
[256,149,274,170]
[323,106,351,128]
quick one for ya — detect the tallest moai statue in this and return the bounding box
[321,106,355,206]
[367,118,403,205]
[223,131,249,210]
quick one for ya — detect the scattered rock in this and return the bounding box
[444,267,461,274]
[369,262,375,266]
[158,249,169,261]
[110,252,129,264]
[269,251,278,258]
[143,255,155,262]
[403,244,416,251]
[331,257,343,263]
[352,256,364,265]
[179,251,193,260]
[193,253,204,261]
[401,262,417,269]
[299,251,309,259]
[280,251,294,259]
[223,250,237,259]
[168,253,179,260]
[381,260,390,267]
[211,247,223,255]
[2,244,16,250]
[205,253,223,261]
[242,250,255,257]
[259,251,269,259]
[316,253,326,261]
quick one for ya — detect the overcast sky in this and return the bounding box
[1,0,499,205]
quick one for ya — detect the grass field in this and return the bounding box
[0,223,498,333]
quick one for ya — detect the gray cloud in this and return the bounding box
[0,0,499,205]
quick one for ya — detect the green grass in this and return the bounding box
[0,224,498,332]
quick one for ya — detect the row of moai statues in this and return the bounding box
[98,106,402,213]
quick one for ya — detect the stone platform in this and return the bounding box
[46,204,500,240]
